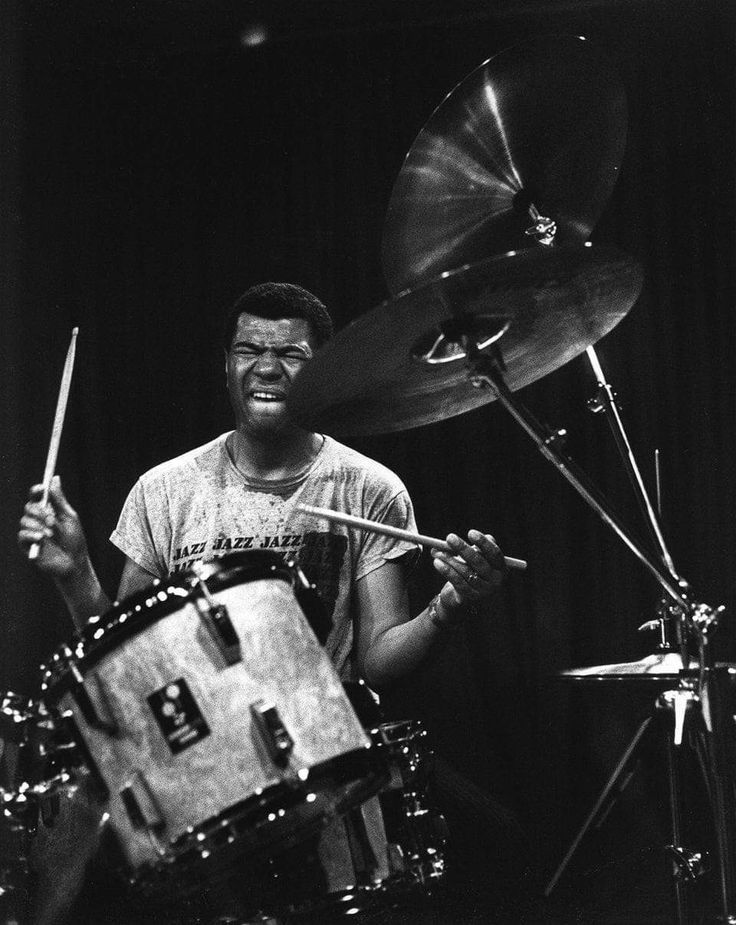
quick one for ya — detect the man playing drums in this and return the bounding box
[19,282,507,689]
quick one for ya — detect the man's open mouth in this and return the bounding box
[249,390,285,402]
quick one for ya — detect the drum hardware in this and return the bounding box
[250,700,295,768]
[119,770,166,840]
[464,337,735,923]
[66,659,119,735]
[543,692,711,918]
[191,560,242,666]
[665,846,707,884]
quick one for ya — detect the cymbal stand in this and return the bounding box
[526,214,685,658]
[584,344,689,661]
[462,342,688,608]
[458,340,735,923]
[542,700,703,923]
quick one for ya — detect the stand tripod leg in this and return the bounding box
[544,715,653,897]
[665,728,690,925]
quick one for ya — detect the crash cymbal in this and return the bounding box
[382,36,628,295]
[287,243,642,436]
[559,653,736,683]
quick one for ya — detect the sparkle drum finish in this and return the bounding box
[39,552,386,894]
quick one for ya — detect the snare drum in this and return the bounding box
[40,552,386,895]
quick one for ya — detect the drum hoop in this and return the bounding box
[129,744,388,892]
[43,551,322,696]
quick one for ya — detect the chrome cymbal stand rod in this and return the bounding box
[586,346,689,662]
[585,345,679,581]
[464,344,688,609]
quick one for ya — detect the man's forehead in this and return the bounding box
[232,312,312,344]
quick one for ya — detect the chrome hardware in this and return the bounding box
[120,770,165,833]
[659,687,699,746]
[524,204,557,246]
[70,667,118,735]
[665,845,707,882]
[191,563,241,665]
[250,700,294,767]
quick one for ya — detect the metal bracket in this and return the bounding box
[250,700,294,767]
[191,564,241,666]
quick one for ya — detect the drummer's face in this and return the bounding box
[226,312,315,435]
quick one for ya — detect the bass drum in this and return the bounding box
[39,551,387,901]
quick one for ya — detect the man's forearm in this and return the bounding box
[55,556,112,632]
[363,595,461,690]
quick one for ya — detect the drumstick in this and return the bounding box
[297,503,527,571]
[29,327,79,560]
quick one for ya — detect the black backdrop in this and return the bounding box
[1,0,735,910]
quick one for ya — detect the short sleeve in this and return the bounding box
[354,490,420,581]
[109,478,169,577]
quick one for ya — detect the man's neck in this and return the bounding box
[228,428,324,482]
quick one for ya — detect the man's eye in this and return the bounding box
[281,351,309,361]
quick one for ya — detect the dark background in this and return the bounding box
[1,0,734,920]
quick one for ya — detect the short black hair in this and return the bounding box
[223,282,334,351]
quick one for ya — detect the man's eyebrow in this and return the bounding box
[231,339,312,353]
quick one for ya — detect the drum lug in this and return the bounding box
[120,770,165,834]
[199,601,242,666]
[250,700,294,767]
[191,567,242,666]
[70,665,118,735]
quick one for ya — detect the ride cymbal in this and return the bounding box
[382,36,628,295]
[288,243,642,436]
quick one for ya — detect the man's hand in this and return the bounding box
[431,529,506,623]
[18,476,89,579]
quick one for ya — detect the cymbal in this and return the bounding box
[288,243,642,436]
[382,36,628,295]
[559,653,736,683]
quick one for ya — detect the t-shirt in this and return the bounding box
[110,433,419,678]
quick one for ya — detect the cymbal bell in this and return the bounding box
[382,35,628,295]
[287,243,642,436]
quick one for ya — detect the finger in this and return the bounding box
[18,527,52,547]
[28,484,45,501]
[20,512,54,534]
[22,504,56,529]
[467,530,506,571]
[443,533,494,582]
[432,554,479,596]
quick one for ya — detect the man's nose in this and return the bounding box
[253,351,282,378]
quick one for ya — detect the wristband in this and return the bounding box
[427,596,459,631]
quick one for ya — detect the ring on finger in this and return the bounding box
[467,571,481,586]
